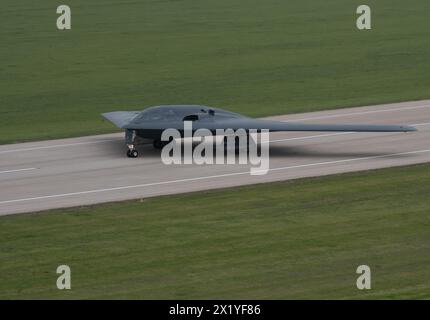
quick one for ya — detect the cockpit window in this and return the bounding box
[183,114,199,121]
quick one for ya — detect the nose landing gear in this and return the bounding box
[125,129,139,158]
[126,146,138,158]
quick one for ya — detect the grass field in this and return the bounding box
[0,164,429,299]
[1,0,430,143]
[1,0,429,301]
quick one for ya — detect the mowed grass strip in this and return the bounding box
[1,0,430,143]
[0,164,429,299]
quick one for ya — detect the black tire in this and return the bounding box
[127,149,138,158]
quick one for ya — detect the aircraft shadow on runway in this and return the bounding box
[268,145,389,159]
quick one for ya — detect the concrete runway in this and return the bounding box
[1,100,430,216]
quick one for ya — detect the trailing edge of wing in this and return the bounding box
[260,120,417,132]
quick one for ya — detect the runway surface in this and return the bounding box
[1,100,430,216]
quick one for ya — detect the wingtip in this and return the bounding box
[101,111,139,129]
[403,125,417,132]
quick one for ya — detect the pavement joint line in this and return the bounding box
[288,104,430,122]
[0,168,37,175]
[413,122,430,127]
[0,138,123,155]
[1,148,430,206]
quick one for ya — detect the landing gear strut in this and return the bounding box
[153,140,163,149]
[153,139,171,149]
[125,129,139,158]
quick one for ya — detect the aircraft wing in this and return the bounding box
[102,111,140,129]
[191,118,417,132]
[102,112,417,132]
[245,119,417,132]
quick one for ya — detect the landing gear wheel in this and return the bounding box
[127,149,138,158]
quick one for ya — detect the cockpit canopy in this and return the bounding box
[133,105,241,123]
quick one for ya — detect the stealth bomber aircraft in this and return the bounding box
[102,105,417,157]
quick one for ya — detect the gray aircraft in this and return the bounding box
[102,105,417,157]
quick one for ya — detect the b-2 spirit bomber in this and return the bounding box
[102,105,416,158]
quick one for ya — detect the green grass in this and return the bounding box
[1,0,430,143]
[2,1,428,300]
[0,163,429,299]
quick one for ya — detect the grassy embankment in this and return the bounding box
[0,164,429,299]
[1,0,430,143]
